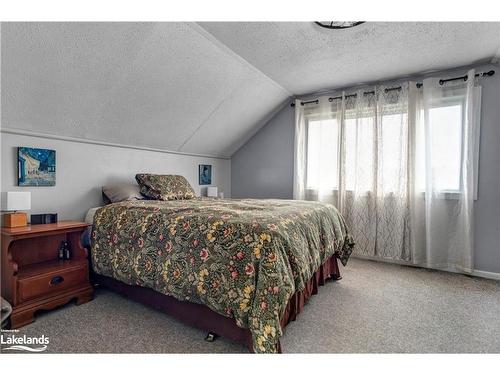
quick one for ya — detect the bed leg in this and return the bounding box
[205,332,219,342]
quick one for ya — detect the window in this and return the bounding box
[306,118,339,190]
[304,89,480,197]
[344,116,375,192]
[416,101,464,192]
[306,112,407,194]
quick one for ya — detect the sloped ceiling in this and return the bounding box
[1,22,291,158]
[2,22,500,157]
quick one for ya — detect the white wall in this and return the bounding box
[1,132,231,221]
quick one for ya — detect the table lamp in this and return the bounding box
[207,187,218,198]
[3,191,31,227]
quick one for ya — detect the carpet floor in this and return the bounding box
[2,258,500,353]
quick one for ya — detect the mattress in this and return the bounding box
[80,206,103,249]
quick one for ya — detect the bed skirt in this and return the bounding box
[91,255,341,353]
[281,254,341,328]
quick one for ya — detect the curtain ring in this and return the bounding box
[438,79,444,85]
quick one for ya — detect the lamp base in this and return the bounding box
[3,212,28,228]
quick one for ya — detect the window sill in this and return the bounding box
[305,189,470,201]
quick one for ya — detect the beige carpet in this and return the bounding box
[2,258,500,353]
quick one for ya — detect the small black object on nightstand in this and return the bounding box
[31,213,58,225]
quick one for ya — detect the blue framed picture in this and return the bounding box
[18,147,56,186]
[199,164,212,185]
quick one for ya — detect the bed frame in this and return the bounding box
[89,252,342,353]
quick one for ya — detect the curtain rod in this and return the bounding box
[290,70,495,107]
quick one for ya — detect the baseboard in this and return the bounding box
[472,269,500,281]
[352,254,500,281]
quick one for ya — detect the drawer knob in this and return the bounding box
[49,276,64,286]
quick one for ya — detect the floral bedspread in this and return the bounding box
[91,198,354,353]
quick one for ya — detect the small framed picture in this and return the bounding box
[199,164,212,185]
[18,147,56,186]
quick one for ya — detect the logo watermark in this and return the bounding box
[1,329,49,352]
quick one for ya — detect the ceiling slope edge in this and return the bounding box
[177,81,244,153]
[190,22,292,97]
[173,22,293,156]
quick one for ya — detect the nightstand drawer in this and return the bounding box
[18,263,88,303]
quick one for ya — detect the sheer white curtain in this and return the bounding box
[410,69,480,272]
[293,96,342,203]
[343,86,411,260]
[294,69,480,272]
[294,86,411,261]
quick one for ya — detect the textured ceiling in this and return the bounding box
[2,22,500,157]
[199,22,500,94]
[1,22,290,157]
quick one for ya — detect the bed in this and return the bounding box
[89,198,354,353]
[87,176,354,353]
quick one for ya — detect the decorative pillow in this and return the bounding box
[102,184,144,204]
[135,174,195,200]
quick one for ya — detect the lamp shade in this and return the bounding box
[6,191,31,211]
[207,187,218,198]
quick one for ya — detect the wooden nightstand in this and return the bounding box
[1,221,94,328]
